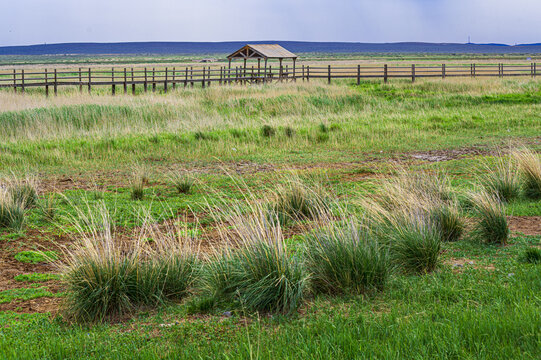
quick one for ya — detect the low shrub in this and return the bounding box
[470,191,509,245]
[513,148,541,199]
[304,220,389,294]
[284,126,295,138]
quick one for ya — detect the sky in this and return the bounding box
[1,0,540,46]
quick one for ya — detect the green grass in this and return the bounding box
[14,273,60,282]
[14,250,58,264]
[0,75,540,358]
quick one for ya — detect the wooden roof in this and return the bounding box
[227,44,297,60]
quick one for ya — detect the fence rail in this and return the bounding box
[0,63,538,96]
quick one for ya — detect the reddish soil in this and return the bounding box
[508,216,541,237]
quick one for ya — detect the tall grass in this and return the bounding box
[304,217,389,294]
[270,176,329,224]
[513,148,541,200]
[0,189,25,230]
[0,175,37,230]
[469,190,509,245]
[202,203,307,314]
[61,202,198,323]
[479,154,521,202]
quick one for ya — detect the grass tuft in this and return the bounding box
[469,190,509,245]
[202,203,307,314]
[513,148,541,200]
[480,155,521,202]
[261,125,276,138]
[304,218,389,294]
[519,247,541,264]
[168,171,194,194]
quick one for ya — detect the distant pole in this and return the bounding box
[123,68,127,94]
[88,68,91,94]
[112,67,116,95]
[45,68,49,97]
[144,68,148,92]
[328,65,331,84]
[131,67,136,94]
[164,67,168,93]
[54,69,58,96]
[79,68,82,93]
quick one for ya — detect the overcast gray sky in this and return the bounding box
[1,0,540,46]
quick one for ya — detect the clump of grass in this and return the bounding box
[0,190,25,231]
[61,203,198,323]
[387,213,442,274]
[261,125,276,138]
[130,181,144,200]
[479,155,520,202]
[430,204,464,242]
[304,218,389,294]
[202,204,307,314]
[469,190,509,245]
[168,171,194,194]
[519,247,541,264]
[271,177,329,223]
[513,148,541,199]
[284,126,295,138]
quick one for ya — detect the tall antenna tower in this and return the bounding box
[468,35,471,44]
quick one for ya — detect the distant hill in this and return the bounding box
[1,41,541,55]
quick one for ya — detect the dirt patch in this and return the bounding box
[508,216,541,236]
[445,258,495,273]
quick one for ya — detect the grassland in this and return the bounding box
[0,72,540,359]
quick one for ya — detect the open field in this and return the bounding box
[0,74,540,359]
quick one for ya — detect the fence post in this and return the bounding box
[473,63,476,78]
[202,67,206,88]
[442,64,446,79]
[144,68,148,92]
[21,69,25,93]
[534,63,537,77]
[384,64,388,83]
[328,65,331,84]
[123,68,127,94]
[220,67,223,85]
[79,68,82,93]
[164,67,168,93]
[45,69,49,97]
[470,64,473,77]
[357,64,361,85]
[13,69,16,93]
[411,64,415,83]
[131,68,135,94]
[190,67,194,87]
[112,67,116,95]
[88,68,91,94]
[184,67,188,87]
[501,63,504,77]
[152,68,156,92]
[54,69,58,96]
[306,65,310,82]
[208,66,211,87]
[172,67,176,89]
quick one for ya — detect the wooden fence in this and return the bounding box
[0,63,538,96]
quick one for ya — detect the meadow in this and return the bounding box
[0,70,540,359]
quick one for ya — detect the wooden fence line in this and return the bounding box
[0,63,538,96]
